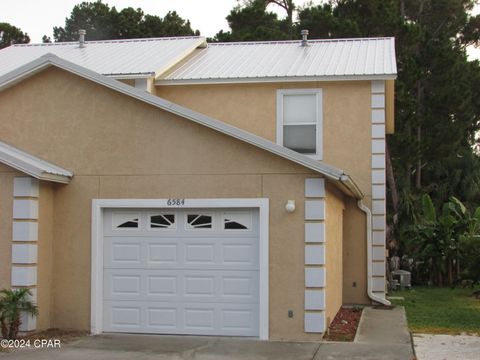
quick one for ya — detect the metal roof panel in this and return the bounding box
[0,36,206,78]
[163,37,397,82]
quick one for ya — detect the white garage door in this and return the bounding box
[102,208,259,336]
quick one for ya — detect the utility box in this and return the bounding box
[391,270,411,290]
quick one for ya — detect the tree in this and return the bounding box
[235,0,296,38]
[53,1,198,42]
[0,288,38,340]
[212,0,290,42]
[0,23,30,49]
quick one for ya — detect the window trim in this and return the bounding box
[276,88,323,160]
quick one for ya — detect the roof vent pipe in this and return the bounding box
[78,29,86,48]
[301,29,309,46]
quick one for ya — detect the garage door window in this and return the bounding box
[186,214,213,229]
[149,214,176,229]
[223,212,252,230]
[112,212,140,229]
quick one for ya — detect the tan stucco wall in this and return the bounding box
[0,164,16,290]
[342,197,370,304]
[36,181,55,330]
[157,81,373,306]
[386,79,395,134]
[0,67,348,340]
[156,81,372,195]
[325,183,345,326]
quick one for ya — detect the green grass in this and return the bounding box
[391,286,480,334]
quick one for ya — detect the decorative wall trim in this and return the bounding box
[11,177,39,331]
[12,221,38,241]
[370,80,387,296]
[304,178,326,333]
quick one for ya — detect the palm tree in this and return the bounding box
[0,288,38,340]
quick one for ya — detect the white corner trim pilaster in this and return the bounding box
[11,177,39,332]
[304,178,326,333]
[91,198,270,340]
[370,81,387,297]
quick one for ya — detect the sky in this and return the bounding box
[1,0,320,42]
[1,0,479,60]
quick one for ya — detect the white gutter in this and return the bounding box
[357,200,391,306]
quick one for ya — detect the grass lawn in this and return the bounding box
[391,286,480,334]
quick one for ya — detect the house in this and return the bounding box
[0,35,396,341]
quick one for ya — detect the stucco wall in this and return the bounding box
[156,81,372,196]
[36,181,55,330]
[0,164,16,290]
[0,67,346,340]
[343,197,370,304]
[157,82,372,306]
[325,183,345,326]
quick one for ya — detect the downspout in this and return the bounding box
[339,175,391,306]
[357,200,391,306]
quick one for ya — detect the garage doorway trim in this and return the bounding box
[91,198,269,340]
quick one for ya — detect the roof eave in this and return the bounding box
[0,155,72,184]
[155,74,397,86]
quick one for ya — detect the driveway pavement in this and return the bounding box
[0,307,415,360]
[413,333,480,360]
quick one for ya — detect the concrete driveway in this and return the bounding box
[0,307,415,360]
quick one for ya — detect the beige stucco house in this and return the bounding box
[0,35,396,341]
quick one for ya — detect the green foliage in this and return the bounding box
[53,1,198,42]
[0,23,30,49]
[212,0,290,41]
[391,286,480,334]
[0,288,38,340]
[403,194,480,286]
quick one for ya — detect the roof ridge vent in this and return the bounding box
[78,29,86,48]
[301,29,309,47]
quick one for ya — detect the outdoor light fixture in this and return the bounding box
[285,200,295,213]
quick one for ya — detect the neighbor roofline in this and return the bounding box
[156,74,397,86]
[0,53,363,198]
[206,36,396,46]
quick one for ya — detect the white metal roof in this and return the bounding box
[0,140,73,183]
[0,53,362,198]
[159,37,397,84]
[0,36,206,78]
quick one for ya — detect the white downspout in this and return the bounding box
[357,200,391,306]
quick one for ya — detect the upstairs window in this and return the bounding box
[276,89,322,159]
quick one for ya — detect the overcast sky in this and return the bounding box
[1,0,479,59]
[1,0,320,42]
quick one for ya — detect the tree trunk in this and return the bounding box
[8,317,20,340]
[1,319,8,339]
[448,258,453,286]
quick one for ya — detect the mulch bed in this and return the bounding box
[21,328,89,343]
[324,306,363,341]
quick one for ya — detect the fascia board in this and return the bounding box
[156,74,397,86]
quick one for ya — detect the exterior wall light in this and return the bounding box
[285,200,296,213]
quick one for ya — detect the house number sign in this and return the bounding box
[167,198,185,206]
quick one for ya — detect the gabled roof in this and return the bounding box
[0,36,206,79]
[0,53,363,198]
[0,141,73,183]
[159,37,397,84]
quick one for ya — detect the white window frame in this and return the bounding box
[276,88,323,160]
[91,198,269,340]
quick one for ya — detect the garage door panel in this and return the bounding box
[104,238,258,270]
[103,208,259,336]
[103,301,259,336]
[104,269,258,303]
[147,243,177,264]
